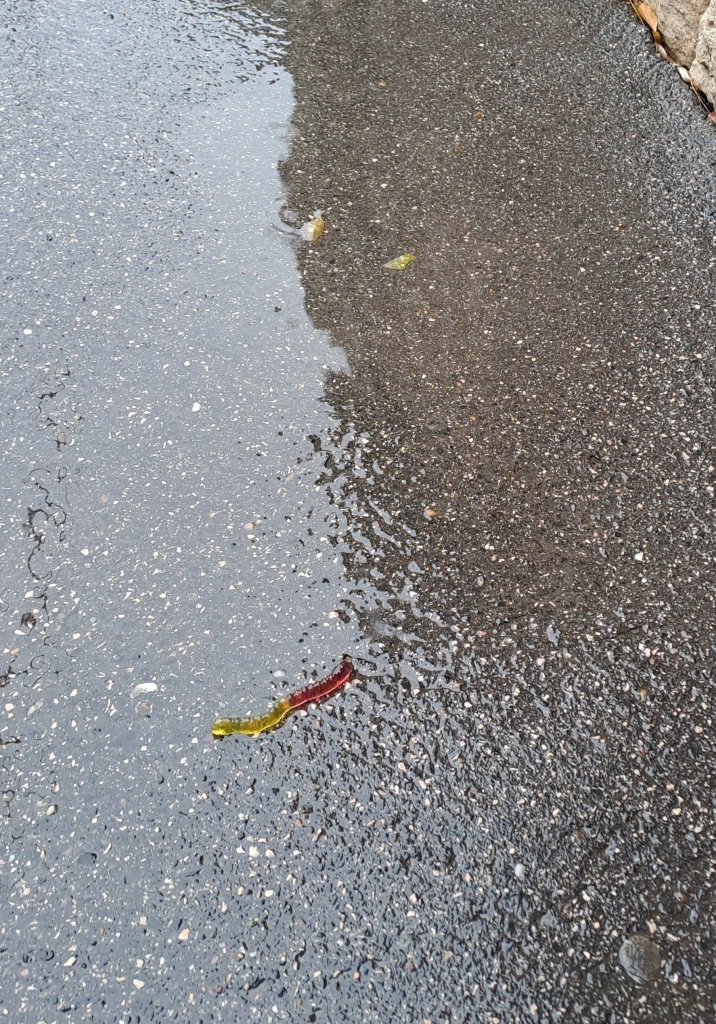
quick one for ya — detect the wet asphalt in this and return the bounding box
[1,0,716,1022]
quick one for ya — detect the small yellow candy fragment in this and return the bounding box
[383,254,414,271]
[300,214,325,242]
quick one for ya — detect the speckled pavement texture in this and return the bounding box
[1,1,715,1022]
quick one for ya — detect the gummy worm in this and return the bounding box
[211,660,353,738]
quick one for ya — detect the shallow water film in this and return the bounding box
[2,0,716,1022]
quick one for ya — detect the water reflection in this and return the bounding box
[1,3,475,1022]
[1,0,393,739]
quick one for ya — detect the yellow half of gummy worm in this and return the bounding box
[211,697,291,737]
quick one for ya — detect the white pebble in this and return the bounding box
[130,682,157,697]
[192,402,201,412]
[514,863,526,880]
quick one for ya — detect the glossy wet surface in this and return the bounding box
[2,1,716,1021]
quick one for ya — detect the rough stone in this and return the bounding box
[691,0,716,104]
[655,0,709,65]
[618,934,662,983]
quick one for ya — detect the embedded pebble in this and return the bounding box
[130,682,157,697]
[618,934,661,982]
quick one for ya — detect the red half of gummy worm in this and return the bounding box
[287,659,353,711]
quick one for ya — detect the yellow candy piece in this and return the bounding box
[383,254,414,271]
[300,214,325,242]
[211,697,291,737]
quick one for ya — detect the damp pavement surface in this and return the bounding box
[1,0,716,1021]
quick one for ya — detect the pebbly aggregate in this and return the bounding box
[1,0,716,1023]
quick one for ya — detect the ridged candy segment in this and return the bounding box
[211,697,291,737]
[287,660,353,710]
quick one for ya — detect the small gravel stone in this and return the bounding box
[546,624,560,647]
[618,934,661,982]
[131,682,157,697]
